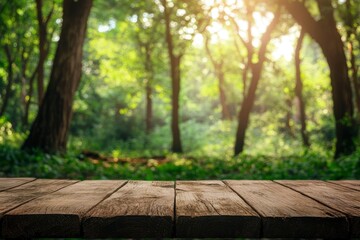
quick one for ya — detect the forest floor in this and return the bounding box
[1,145,359,181]
[80,150,169,165]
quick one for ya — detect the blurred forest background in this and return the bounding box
[0,0,359,180]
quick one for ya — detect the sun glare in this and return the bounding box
[197,0,296,61]
[202,0,276,43]
[272,32,298,61]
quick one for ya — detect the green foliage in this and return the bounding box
[1,0,359,180]
[0,144,358,180]
[0,118,26,147]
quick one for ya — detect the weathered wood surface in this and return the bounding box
[0,178,359,238]
[329,180,360,191]
[176,180,260,238]
[277,180,360,237]
[0,179,76,219]
[2,180,126,238]
[225,180,348,238]
[0,178,35,192]
[83,181,174,238]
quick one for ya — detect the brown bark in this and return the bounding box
[35,0,54,105]
[345,0,360,116]
[295,29,310,147]
[349,41,360,115]
[281,0,355,157]
[170,55,182,153]
[228,12,252,99]
[144,43,153,134]
[134,23,155,136]
[163,0,183,153]
[22,0,92,153]
[234,9,281,156]
[204,37,231,120]
[0,45,14,117]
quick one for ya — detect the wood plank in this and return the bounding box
[277,180,360,238]
[176,180,260,238]
[0,179,76,238]
[329,180,360,191]
[2,180,125,238]
[0,178,35,192]
[83,181,174,238]
[0,179,77,217]
[226,180,348,238]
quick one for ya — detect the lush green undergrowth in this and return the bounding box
[0,145,359,180]
[1,118,359,180]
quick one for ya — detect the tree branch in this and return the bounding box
[45,0,55,26]
[278,0,323,44]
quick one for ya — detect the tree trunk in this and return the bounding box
[145,81,153,134]
[35,0,46,104]
[0,45,13,117]
[294,29,310,147]
[234,10,280,156]
[218,69,231,120]
[349,41,360,116]
[163,0,183,153]
[204,38,231,120]
[282,0,356,157]
[345,0,360,116]
[144,44,153,134]
[234,63,262,155]
[22,0,92,153]
[170,55,183,153]
[35,0,54,105]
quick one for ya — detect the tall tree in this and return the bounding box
[341,0,360,117]
[280,0,356,157]
[22,0,93,153]
[131,5,162,135]
[294,29,310,147]
[0,45,14,117]
[35,0,55,105]
[162,0,183,153]
[0,0,41,126]
[233,4,281,155]
[204,35,231,120]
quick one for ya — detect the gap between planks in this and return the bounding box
[175,180,261,238]
[222,180,264,238]
[275,180,360,238]
[0,178,36,192]
[1,179,359,238]
[0,179,80,217]
[326,180,360,192]
[79,180,128,236]
[2,180,127,238]
[226,180,349,238]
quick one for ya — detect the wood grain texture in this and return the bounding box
[0,178,35,192]
[83,181,174,238]
[277,180,360,238]
[0,179,76,216]
[0,179,76,238]
[328,180,360,191]
[2,180,125,238]
[226,180,348,238]
[176,181,260,238]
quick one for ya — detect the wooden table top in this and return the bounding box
[0,178,358,238]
